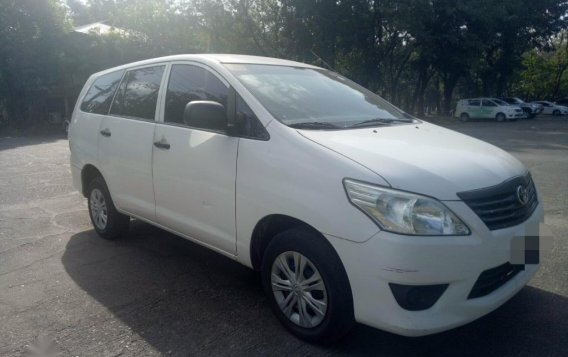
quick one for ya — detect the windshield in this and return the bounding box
[225,64,413,129]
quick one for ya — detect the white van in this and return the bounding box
[69,55,543,342]
[455,98,525,121]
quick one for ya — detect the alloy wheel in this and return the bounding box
[271,251,328,328]
[90,188,108,230]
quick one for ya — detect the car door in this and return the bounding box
[467,99,481,118]
[73,70,124,175]
[481,99,497,118]
[152,63,239,254]
[98,64,166,220]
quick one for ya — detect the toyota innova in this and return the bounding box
[69,54,543,342]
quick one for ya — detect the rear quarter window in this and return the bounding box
[80,70,124,114]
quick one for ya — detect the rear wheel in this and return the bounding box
[459,113,469,122]
[87,177,129,240]
[261,228,354,343]
[496,113,506,122]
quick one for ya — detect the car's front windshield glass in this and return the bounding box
[225,64,413,129]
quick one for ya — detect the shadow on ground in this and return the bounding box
[62,221,568,356]
[0,133,67,151]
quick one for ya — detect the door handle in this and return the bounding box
[100,128,111,137]
[153,140,170,150]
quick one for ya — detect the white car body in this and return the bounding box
[455,98,525,121]
[534,101,568,115]
[69,54,543,338]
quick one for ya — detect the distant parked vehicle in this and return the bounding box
[498,97,543,118]
[455,98,525,122]
[533,101,568,116]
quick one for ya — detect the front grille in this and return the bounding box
[457,173,538,230]
[468,262,524,299]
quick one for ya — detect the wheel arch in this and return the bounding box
[249,214,332,271]
[81,164,105,198]
[459,112,470,120]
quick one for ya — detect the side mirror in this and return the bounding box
[183,101,229,133]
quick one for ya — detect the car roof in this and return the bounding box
[91,54,320,78]
[459,98,497,101]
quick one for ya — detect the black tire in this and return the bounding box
[261,228,354,343]
[87,176,129,240]
[459,113,469,122]
[553,109,561,116]
[496,112,506,122]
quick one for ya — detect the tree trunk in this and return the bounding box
[411,64,433,116]
[442,72,460,116]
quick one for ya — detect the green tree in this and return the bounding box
[517,32,568,100]
[0,0,70,127]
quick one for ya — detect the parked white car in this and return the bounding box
[533,101,568,116]
[455,98,525,121]
[69,55,543,342]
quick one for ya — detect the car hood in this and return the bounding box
[298,122,527,200]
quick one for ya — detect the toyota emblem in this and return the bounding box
[516,185,529,206]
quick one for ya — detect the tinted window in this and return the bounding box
[468,100,480,106]
[110,66,165,120]
[80,70,124,114]
[482,100,497,107]
[165,64,229,128]
[235,95,269,140]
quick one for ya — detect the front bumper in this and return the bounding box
[508,112,526,119]
[327,201,544,336]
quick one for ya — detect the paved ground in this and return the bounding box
[0,116,567,356]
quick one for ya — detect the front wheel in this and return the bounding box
[553,109,561,116]
[496,113,506,122]
[87,177,130,240]
[261,228,354,343]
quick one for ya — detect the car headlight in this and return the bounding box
[344,179,470,236]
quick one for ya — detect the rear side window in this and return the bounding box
[110,66,165,120]
[164,64,228,128]
[468,100,480,106]
[80,70,124,114]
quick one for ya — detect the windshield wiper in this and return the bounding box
[289,122,341,130]
[349,118,411,128]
